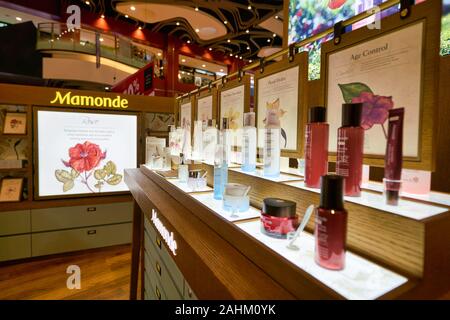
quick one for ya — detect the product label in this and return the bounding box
[336,132,349,178]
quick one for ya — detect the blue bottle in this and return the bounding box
[213,118,229,200]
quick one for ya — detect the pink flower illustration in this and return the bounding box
[351,92,394,130]
[63,141,106,173]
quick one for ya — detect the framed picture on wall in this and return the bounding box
[255,53,308,158]
[3,112,27,135]
[0,178,23,202]
[196,88,217,123]
[322,0,441,170]
[218,75,251,147]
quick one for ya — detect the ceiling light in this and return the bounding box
[224,20,227,24]
[105,86,110,90]
[220,69,224,72]
[248,5,252,10]
[181,59,186,62]
[99,37,104,42]
[181,71,185,74]
[195,28,200,33]
[246,29,249,33]
[235,55,238,58]
[227,39,231,43]
[195,7,199,11]
[202,64,206,68]
[85,1,90,5]
[130,6,136,11]
[138,26,142,30]
[209,48,212,51]
[275,15,279,19]
[176,22,180,26]
[239,56,242,59]
[15,17,22,21]
[249,60,252,63]
[157,52,162,56]
[187,40,191,44]
[273,33,277,37]
[267,38,271,42]
[101,14,105,19]
[247,46,250,50]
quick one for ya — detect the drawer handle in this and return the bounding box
[87,230,97,235]
[156,262,161,276]
[156,237,162,249]
[155,285,161,300]
[87,207,97,212]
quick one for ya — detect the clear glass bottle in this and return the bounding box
[242,112,257,172]
[263,111,280,177]
[178,153,189,183]
[202,119,218,165]
[213,118,229,200]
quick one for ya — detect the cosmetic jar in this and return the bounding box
[261,198,299,239]
[187,170,207,191]
[222,183,250,213]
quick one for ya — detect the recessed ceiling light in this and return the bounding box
[275,15,279,19]
[220,69,224,72]
[195,28,200,33]
[195,7,199,11]
[15,17,22,21]
[138,26,142,30]
[249,60,252,63]
[235,55,238,58]
[130,6,136,11]
[125,14,129,18]
[105,86,110,90]
[224,20,227,24]
[247,46,250,50]
[273,33,277,37]
[187,40,191,44]
[209,48,212,51]
[182,59,186,62]
[239,56,242,59]
[101,14,105,19]
[227,39,231,43]
[248,5,252,10]
[157,52,162,56]
[176,22,180,26]
[99,37,104,42]
[267,38,271,42]
[85,1,90,5]
[202,64,206,68]
[246,29,249,33]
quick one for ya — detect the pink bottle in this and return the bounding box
[315,174,347,270]
[336,103,364,197]
[304,106,329,188]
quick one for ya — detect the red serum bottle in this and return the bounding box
[304,106,329,188]
[315,174,347,270]
[336,103,364,197]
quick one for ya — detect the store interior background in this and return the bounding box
[0,0,449,300]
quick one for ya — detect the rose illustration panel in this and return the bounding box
[256,66,299,151]
[326,22,423,157]
[37,110,137,197]
[197,95,213,122]
[220,85,245,147]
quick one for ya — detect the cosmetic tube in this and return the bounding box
[263,110,281,177]
[242,112,257,172]
[384,108,404,206]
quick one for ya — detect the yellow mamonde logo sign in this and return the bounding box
[50,91,129,109]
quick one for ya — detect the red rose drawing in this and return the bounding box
[63,141,106,173]
[328,0,347,10]
[351,92,394,130]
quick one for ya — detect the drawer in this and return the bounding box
[144,216,184,295]
[31,202,133,232]
[144,235,183,300]
[32,222,131,257]
[144,253,167,300]
[184,280,198,300]
[0,234,31,262]
[0,210,30,236]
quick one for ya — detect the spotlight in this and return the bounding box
[101,14,105,19]
[275,15,279,19]
[125,14,129,18]
[246,29,249,33]
[227,39,231,43]
[248,5,252,10]
[85,1,90,5]
[195,7,199,11]
[187,40,191,44]
[15,17,22,21]
[273,33,276,37]
[249,60,252,63]
[195,28,200,33]
[130,6,136,11]
[209,48,212,51]
[224,21,228,24]
[138,26,142,30]
[176,22,180,26]
[202,64,206,68]
[247,46,250,50]
[267,38,271,42]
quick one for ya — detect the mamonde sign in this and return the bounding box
[50,91,129,109]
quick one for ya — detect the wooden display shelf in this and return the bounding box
[200,163,450,298]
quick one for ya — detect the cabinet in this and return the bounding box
[143,214,196,300]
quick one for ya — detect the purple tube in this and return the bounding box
[384,108,404,205]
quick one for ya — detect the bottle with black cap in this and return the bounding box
[315,174,347,270]
[304,106,329,188]
[336,102,364,197]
